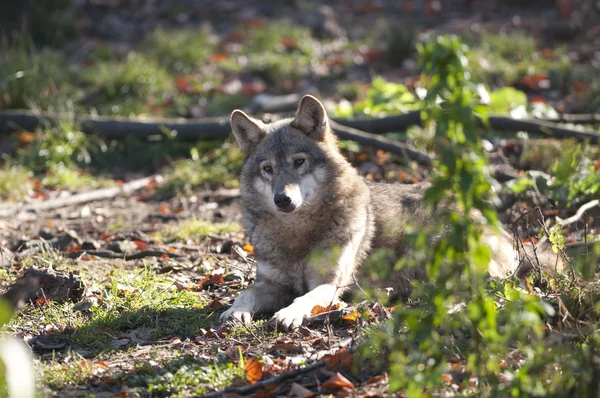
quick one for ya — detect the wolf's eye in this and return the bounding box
[294,158,305,167]
[262,165,273,173]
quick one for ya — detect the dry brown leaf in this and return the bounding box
[310,303,340,316]
[288,382,314,397]
[367,373,387,384]
[133,240,148,250]
[199,323,231,339]
[441,373,453,385]
[323,350,354,372]
[98,233,113,241]
[207,298,224,310]
[322,372,354,390]
[244,357,263,384]
[159,204,170,214]
[341,310,360,325]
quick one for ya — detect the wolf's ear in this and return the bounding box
[292,95,330,142]
[230,110,266,156]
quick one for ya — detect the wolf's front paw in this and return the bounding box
[219,308,253,326]
[269,304,306,331]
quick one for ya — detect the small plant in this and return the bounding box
[0,164,33,201]
[508,144,600,207]
[333,77,419,118]
[156,218,241,243]
[363,35,573,396]
[162,142,243,194]
[14,120,90,172]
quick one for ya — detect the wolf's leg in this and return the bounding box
[270,283,340,330]
[219,280,287,326]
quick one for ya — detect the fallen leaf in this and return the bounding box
[341,310,360,325]
[288,382,314,397]
[35,295,51,306]
[96,361,109,369]
[173,280,191,291]
[33,190,48,200]
[520,236,538,244]
[252,390,274,398]
[210,53,229,62]
[199,323,231,339]
[98,233,113,241]
[16,131,35,144]
[531,96,547,103]
[65,244,82,253]
[133,240,148,250]
[199,273,225,289]
[244,357,263,384]
[175,76,190,92]
[207,298,224,309]
[441,373,453,385]
[267,342,303,354]
[572,80,584,93]
[281,37,298,50]
[322,372,354,390]
[159,204,170,214]
[367,373,387,384]
[310,303,340,316]
[323,351,354,372]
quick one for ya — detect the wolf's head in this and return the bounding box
[230,95,347,215]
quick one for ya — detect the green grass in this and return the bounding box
[141,28,217,74]
[71,267,213,352]
[6,265,214,355]
[41,164,114,192]
[0,164,33,201]
[13,120,89,172]
[242,21,314,83]
[82,52,175,116]
[156,218,241,243]
[161,142,243,195]
[0,36,77,110]
[40,352,245,396]
[128,356,244,397]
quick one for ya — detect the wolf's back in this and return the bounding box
[362,181,563,299]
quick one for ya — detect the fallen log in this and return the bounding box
[2,109,598,144]
[64,249,182,260]
[0,175,160,218]
[328,120,432,167]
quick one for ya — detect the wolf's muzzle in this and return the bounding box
[274,193,295,212]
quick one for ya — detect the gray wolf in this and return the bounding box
[219,95,560,330]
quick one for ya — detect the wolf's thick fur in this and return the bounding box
[220,95,560,330]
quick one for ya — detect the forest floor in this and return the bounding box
[1,0,599,396]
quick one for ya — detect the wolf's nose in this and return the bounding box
[274,193,292,208]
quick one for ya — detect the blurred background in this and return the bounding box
[0,0,598,199]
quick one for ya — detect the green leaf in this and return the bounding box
[488,87,527,113]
